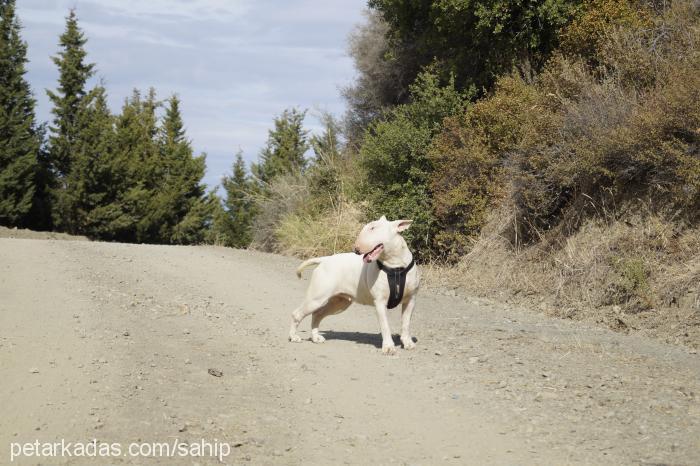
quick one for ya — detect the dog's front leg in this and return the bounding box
[373,301,396,355]
[400,295,417,349]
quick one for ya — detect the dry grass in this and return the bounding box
[249,161,364,258]
[425,199,700,348]
[275,199,363,258]
[249,174,310,252]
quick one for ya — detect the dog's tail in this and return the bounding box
[296,257,322,278]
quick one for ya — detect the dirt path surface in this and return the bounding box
[1,238,699,465]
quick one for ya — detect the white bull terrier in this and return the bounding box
[289,216,420,354]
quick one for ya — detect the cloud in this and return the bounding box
[79,22,195,48]
[82,0,253,23]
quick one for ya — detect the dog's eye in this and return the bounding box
[370,226,375,230]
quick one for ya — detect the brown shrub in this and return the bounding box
[560,0,653,65]
[511,0,700,241]
[598,0,699,89]
[428,76,544,259]
[430,2,700,248]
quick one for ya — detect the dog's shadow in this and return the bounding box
[322,331,417,349]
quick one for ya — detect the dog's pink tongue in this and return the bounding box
[363,245,383,263]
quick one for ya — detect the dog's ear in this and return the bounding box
[379,215,387,222]
[394,219,412,232]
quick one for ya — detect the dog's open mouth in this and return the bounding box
[363,243,384,263]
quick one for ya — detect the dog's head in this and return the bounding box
[353,215,412,263]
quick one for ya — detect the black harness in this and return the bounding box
[376,258,415,309]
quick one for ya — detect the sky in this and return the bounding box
[16,0,367,190]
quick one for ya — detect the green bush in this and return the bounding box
[357,69,467,256]
[606,256,653,310]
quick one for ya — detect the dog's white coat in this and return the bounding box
[289,216,420,354]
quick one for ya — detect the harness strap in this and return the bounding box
[376,258,415,309]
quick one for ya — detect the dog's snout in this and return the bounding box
[354,247,361,255]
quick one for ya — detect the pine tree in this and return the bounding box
[308,113,343,200]
[0,0,41,227]
[310,112,342,164]
[28,126,53,231]
[104,91,212,244]
[53,85,116,235]
[107,89,160,243]
[155,95,212,244]
[214,151,255,247]
[251,108,309,186]
[47,8,94,180]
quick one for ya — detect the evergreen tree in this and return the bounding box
[251,108,309,185]
[154,95,212,244]
[214,151,255,247]
[28,126,53,230]
[0,0,41,227]
[108,88,160,242]
[53,85,116,235]
[47,8,94,179]
[103,91,212,244]
[308,113,343,200]
[310,112,341,164]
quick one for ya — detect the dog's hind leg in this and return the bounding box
[310,308,331,343]
[310,295,351,343]
[289,298,327,343]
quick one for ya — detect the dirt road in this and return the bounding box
[1,237,699,465]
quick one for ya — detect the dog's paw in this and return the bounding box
[311,334,325,344]
[381,344,397,355]
[401,338,416,350]
[289,334,303,343]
